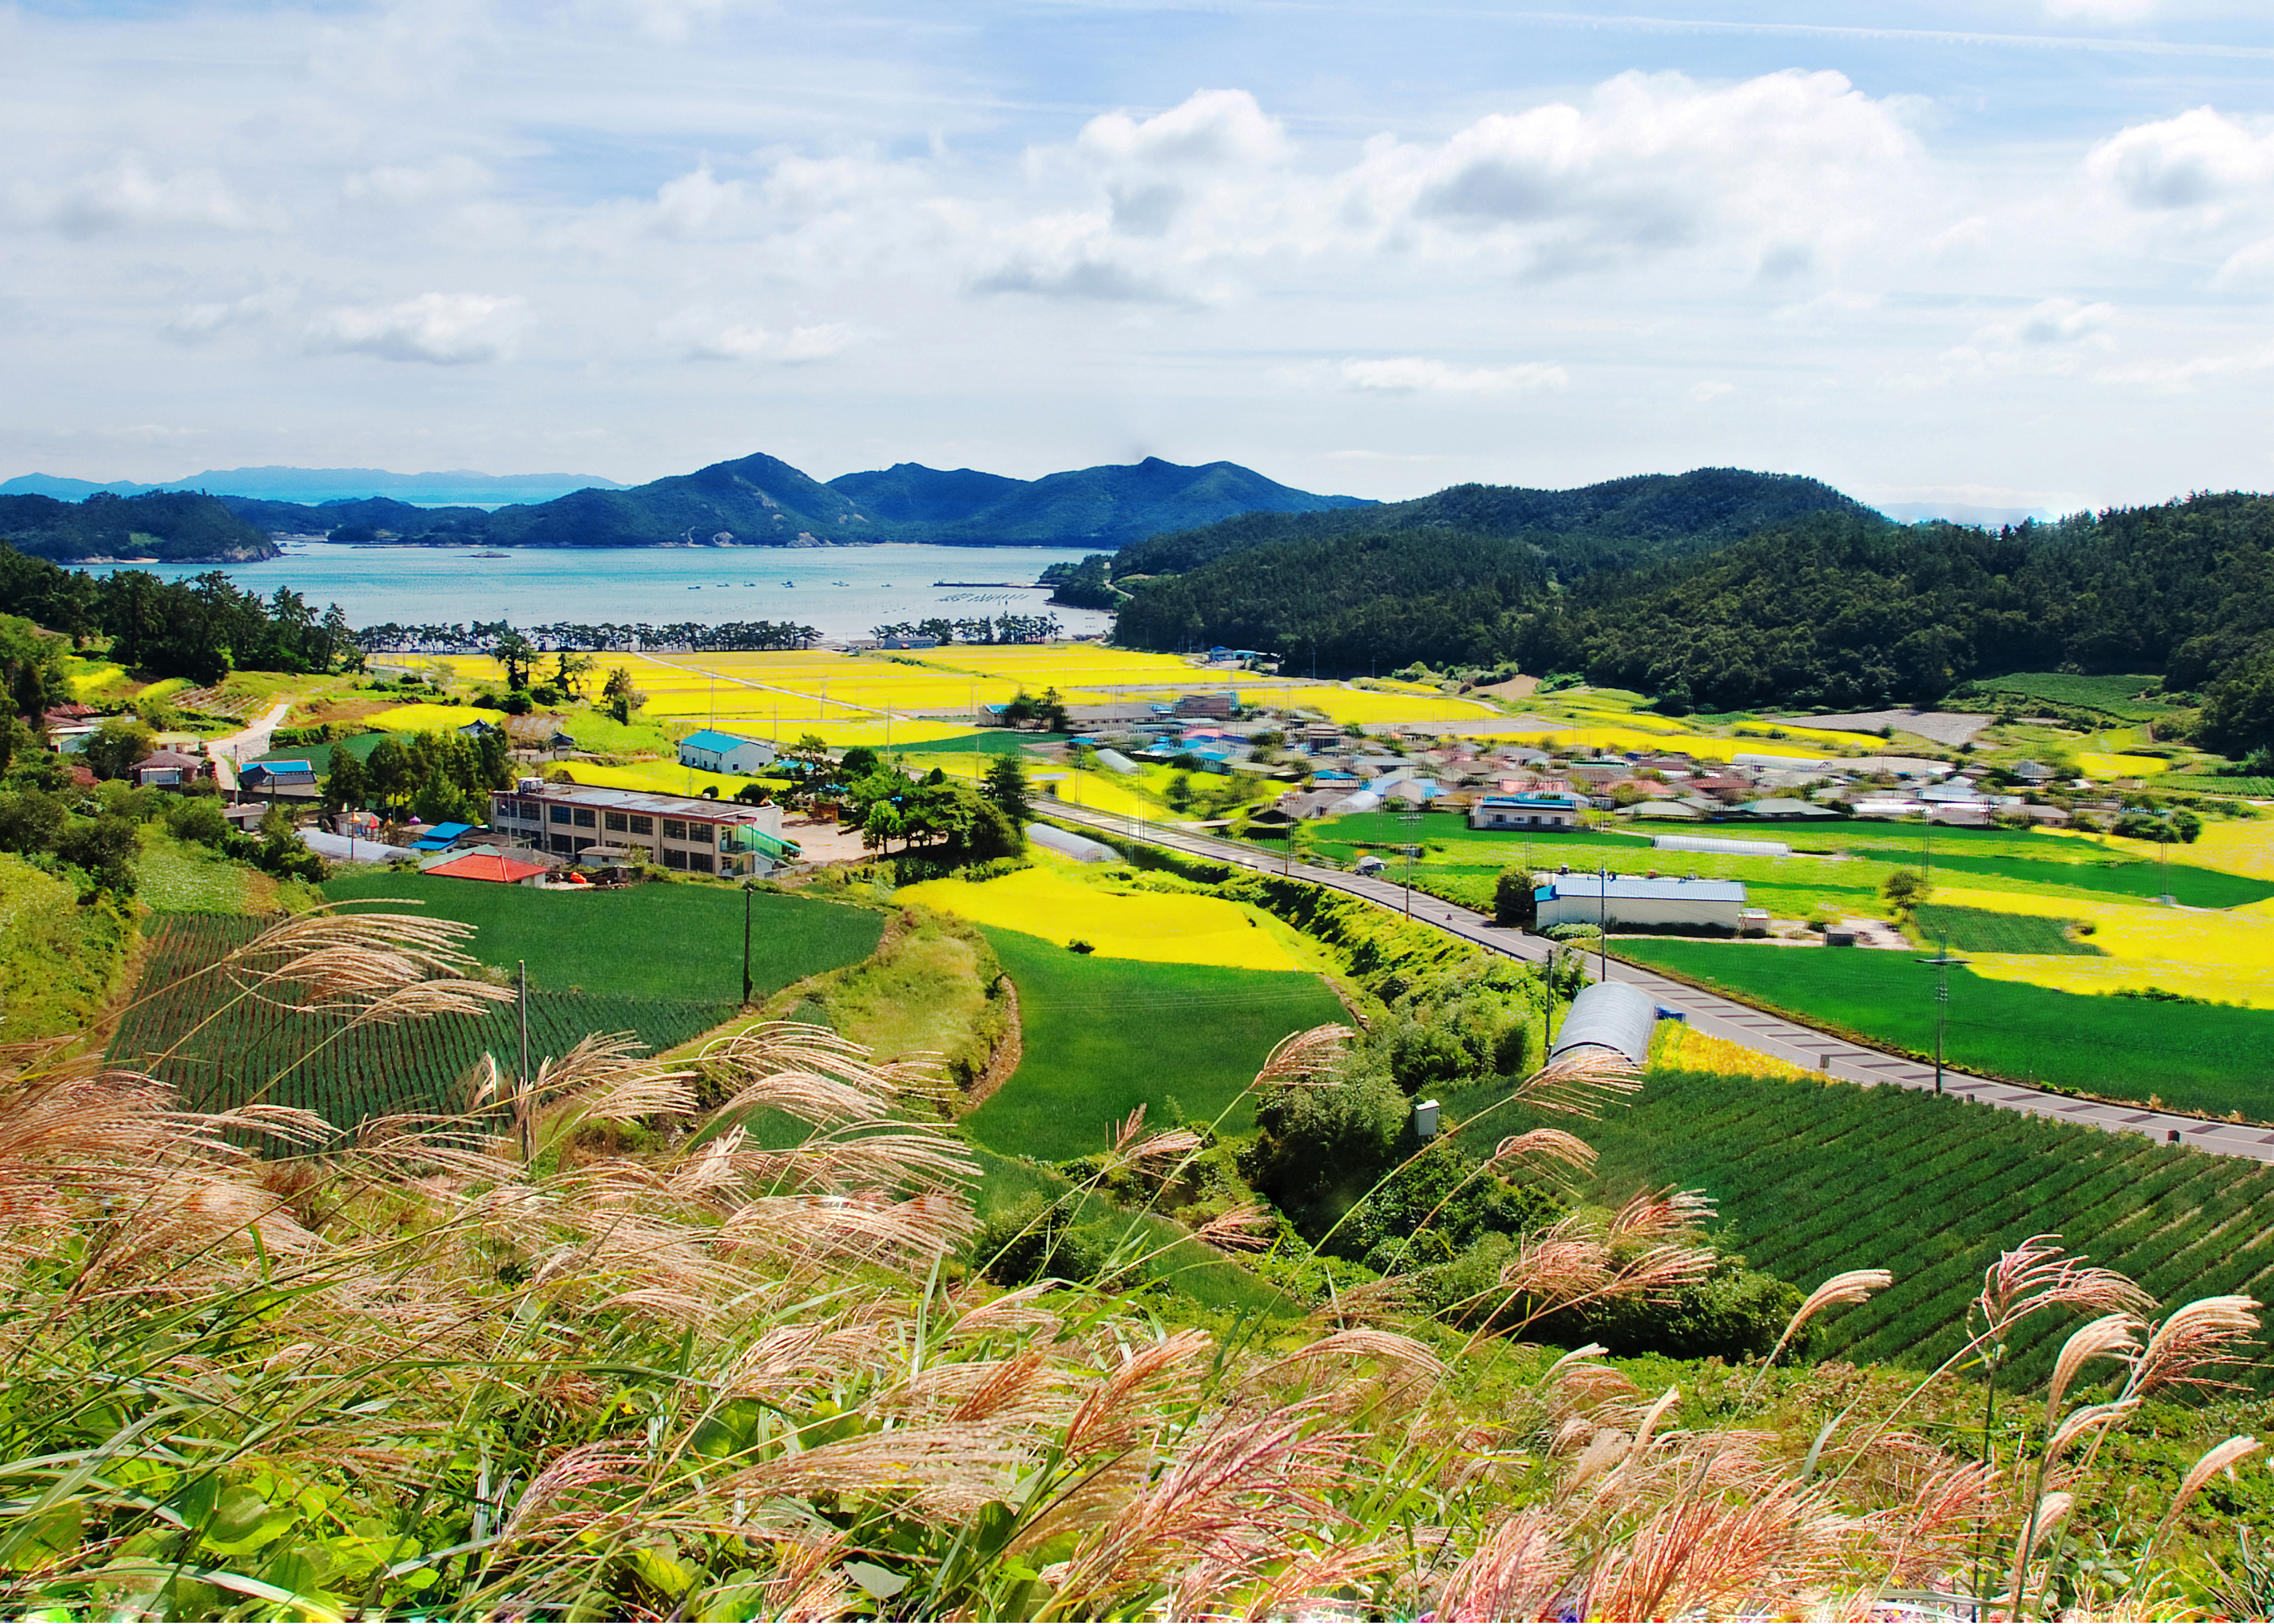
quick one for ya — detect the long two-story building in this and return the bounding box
[488,780,799,876]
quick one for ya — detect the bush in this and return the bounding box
[966,1195,1114,1287]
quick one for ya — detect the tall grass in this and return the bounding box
[0,913,2260,1619]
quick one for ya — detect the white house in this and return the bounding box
[1471,791,1586,830]
[677,729,779,775]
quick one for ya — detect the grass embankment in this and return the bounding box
[963,926,1349,1161]
[800,907,1014,1088]
[135,831,319,914]
[1539,1062,2274,1390]
[1618,938,2274,1119]
[322,870,884,999]
[0,855,132,1042]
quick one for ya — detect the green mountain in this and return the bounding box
[1113,468,1865,578]
[179,453,1375,554]
[0,491,277,565]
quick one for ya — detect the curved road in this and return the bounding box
[1041,802,2274,1166]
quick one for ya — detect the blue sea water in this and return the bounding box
[96,542,1113,641]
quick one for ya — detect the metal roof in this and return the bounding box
[512,782,770,822]
[1548,981,1660,1065]
[681,729,769,752]
[1537,875,1747,902]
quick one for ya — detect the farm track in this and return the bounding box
[1040,803,2274,1164]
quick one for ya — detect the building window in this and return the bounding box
[518,798,541,820]
[663,847,688,870]
[573,808,597,828]
[550,833,572,853]
[689,851,714,873]
[662,818,688,841]
[549,806,571,824]
[629,815,653,836]
[687,822,712,844]
[604,810,629,832]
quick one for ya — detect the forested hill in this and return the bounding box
[1112,490,2274,730]
[0,491,277,564]
[136,452,1372,555]
[1113,468,1868,578]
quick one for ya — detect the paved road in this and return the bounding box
[1042,802,2274,1166]
[207,700,295,792]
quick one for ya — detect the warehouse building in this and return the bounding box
[1533,873,1747,932]
[676,729,780,775]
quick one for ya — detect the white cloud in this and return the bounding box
[1344,70,1918,278]
[2008,297,2115,345]
[1337,358,1569,394]
[1691,380,1736,403]
[306,292,530,363]
[2088,107,2274,212]
[27,153,260,237]
[342,156,492,207]
[659,309,872,362]
[163,287,299,344]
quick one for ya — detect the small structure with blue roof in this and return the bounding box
[678,729,779,776]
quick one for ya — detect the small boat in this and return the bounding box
[471,551,508,559]
[781,578,795,587]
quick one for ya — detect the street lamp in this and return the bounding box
[1915,941,1969,1095]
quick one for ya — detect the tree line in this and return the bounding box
[0,545,359,684]
[355,619,822,653]
[867,614,1062,644]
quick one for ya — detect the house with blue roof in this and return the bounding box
[677,729,779,775]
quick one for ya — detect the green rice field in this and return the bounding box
[1910,903,2101,956]
[965,925,1350,1161]
[322,870,884,999]
[1618,939,2274,1119]
[1961,671,2180,722]
[1531,1065,2274,1388]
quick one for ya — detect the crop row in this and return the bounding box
[1572,1066,2274,1386]
[109,915,734,1142]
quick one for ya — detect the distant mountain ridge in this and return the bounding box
[0,450,1374,561]
[1,467,627,507]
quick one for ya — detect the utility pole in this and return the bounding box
[1598,861,1609,983]
[517,960,531,1162]
[741,881,755,1006]
[1401,802,1421,916]
[1916,941,1968,1095]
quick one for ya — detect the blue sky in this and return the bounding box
[7,0,2274,518]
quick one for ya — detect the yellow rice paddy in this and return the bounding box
[1652,1024,1818,1081]
[362,702,510,732]
[897,861,1304,971]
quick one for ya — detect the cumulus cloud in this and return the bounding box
[163,287,298,344]
[2088,107,2274,212]
[1345,69,1918,278]
[306,292,530,363]
[28,153,260,237]
[1337,357,1569,394]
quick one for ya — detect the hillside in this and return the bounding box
[0,490,278,564]
[1114,486,2274,728]
[1113,467,1867,577]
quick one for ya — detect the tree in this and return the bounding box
[323,749,370,813]
[553,650,597,698]
[602,665,644,724]
[861,799,904,853]
[1494,866,1536,928]
[53,810,139,895]
[82,716,155,781]
[1881,867,1931,912]
[494,630,537,691]
[982,753,1031,826]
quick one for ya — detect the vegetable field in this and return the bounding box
[1910,903,2100,955]
[109,915,737,1134]
[321,870,884,998]
[965,925,1349,1160]
[1546,1066,2274,1388]
[1619,939,2274,1119]
[1961,671,2178,722]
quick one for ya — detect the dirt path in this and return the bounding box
[962,974,1023,1112]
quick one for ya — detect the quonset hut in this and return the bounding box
[1027,823,1116,863]
[1547,981,1661,1066]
